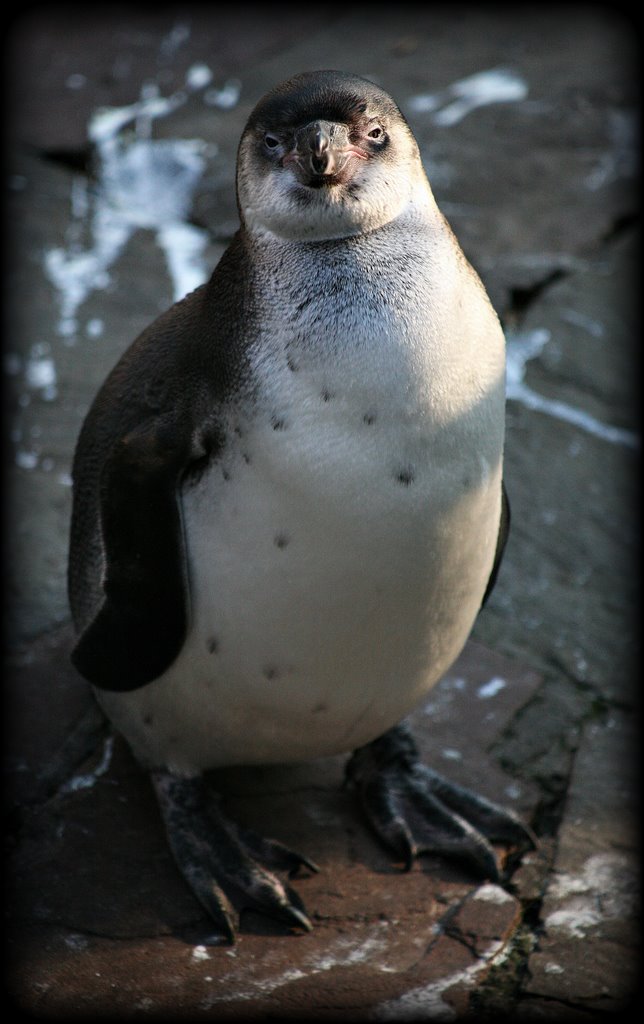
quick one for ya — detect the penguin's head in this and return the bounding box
[236,71,429,242]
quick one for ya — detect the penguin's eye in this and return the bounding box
[367,125,385,141]
[263,133,280,150]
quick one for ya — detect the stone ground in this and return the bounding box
[4,7,640,1021]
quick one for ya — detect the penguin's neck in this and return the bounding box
[241,172,438,251]
[233,197,504,466]
[243,201,454,367]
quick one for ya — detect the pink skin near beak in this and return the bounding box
[283,147,368,174]
[282,147,366,168]
[282,120,369,182]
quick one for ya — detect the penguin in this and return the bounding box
[68,70,533,943]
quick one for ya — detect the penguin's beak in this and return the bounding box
[309,123,334,175]
[284,120,367,186]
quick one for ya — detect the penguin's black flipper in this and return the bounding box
[71,416,198,691]
[68,242,251,693]
[346,723,535,880]
[151,770,318,943]
[481,481,510,608]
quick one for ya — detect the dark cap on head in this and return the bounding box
[245,70,407,134]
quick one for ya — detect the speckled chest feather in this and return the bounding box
[96,215,506,773]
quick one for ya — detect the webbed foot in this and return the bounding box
[152,770,318,943]
[345,724,535,881]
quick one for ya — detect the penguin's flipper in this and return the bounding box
[346,723,535,880]
[481,481,510,608]
[152,770,319,943]
[71,416,199,692]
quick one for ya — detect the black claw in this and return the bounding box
[213,908,237,945]
[283,904,314,933]
[249,876,313,933]
[232,823,320,877]
[460,831,501,882]
[402,845,416,873]
[348,724,533,881]
[392,819,418,871]
[151,770,316,939]
[181,865,238,943]
[295,855,321,876]
[414,764,537,851]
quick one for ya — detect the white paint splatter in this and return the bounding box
[545,962,565,975]
[312,932,390,971]
[15,450,38,470]
[545,903,601,938]
[507,328,639,449]
[473,883,515,905]
[200,964,308,1008]
[186,64,213,90]
[191,944,210,962]
[408,68,528,126]
[374,938,507,1021]
[545,852,638,939]
[204,79,242,110]
[444,676,467,691]
[159,21,190,60]
[476,677,506,699]
[441,748,462,761]
[85,318,104,338]
[134,997,155,1012]
[157,221,212,302]
[45,64,215,336]
[423,674,468,715]
[58,736,114,795]
[25,356,57,399]
[199,926,393,1009]
[560,308,604,338]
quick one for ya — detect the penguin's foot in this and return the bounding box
[345,724,536,881]
[151,769,318,943]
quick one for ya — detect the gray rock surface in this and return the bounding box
[5,7,639,1019]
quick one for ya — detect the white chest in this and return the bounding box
[97,228,506,773]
